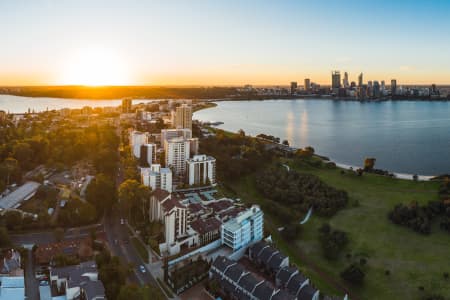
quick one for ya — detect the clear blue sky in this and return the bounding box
[1,0,449,85]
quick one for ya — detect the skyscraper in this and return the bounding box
[304,78,311,92]
[174,104,192,130]
[122,98,132,113]
[391,79,397,96]
[343,72,349,88]
[358,73,363,87]
[373,81,380,98]
[290,82,297,95]
[331,71,341,91]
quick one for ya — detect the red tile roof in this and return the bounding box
[152,188,170,202]
[190,217,222,235]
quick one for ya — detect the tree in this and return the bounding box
[281,223,301,240]
[86,174,117,215]
[12,142,33,169]
[118,180,151,221]
[319,223,348,260]
[0,227,11,247]
[282,140,289,146]
[98,256,128,300]
[0,157,21,186]
[118,285,142,300]
[94,149,119,177]
[304,146,315,154]
[4,211,23,230]
[341,263,365,285]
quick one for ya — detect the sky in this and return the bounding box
[1,0,450,86]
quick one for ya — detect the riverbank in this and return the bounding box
[201,120,440,180]
[194,99,450,176]
[334,162,435,181]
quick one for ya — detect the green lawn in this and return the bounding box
[227,162,450,300]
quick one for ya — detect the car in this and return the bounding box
[139,265,146,273]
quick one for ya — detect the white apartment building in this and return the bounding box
[140,143,157,166]
[164,137,190,177]
[174,104,192,130]
[161,128,192,144]
[186,154,216,186]
[221,205,264,251]
[149,190,192,255]
[130,131,148,158]
[141,164,172,193]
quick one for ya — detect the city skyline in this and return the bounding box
[2,0,450,86]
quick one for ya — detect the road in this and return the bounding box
[104,208,158,287]
[11,223,105,246]
[24,249,39,300]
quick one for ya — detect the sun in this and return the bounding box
[61,47,131,86]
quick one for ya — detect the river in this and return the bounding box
[194,99,450,176]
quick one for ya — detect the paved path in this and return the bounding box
[24,249,39,300]
[300,207,313,224]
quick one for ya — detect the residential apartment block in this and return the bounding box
[130,130,148,158]
[164,137,190,177]
[186,154,216,186]
[174,104,192,130]
[141,164,172,193]
[221,205,264,251]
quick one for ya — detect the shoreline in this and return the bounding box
[195,102,444,180]
[333,162,434,181]
[201,122,438,181]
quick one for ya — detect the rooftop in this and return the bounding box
[0,276,25,300]
[51,260,105,299]
[190,217,221,235]
[161,197,186,212]
[0,181,40,209]
[152,188,171,202]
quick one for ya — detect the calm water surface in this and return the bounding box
[0,94,154,113]
[194,99,450,176]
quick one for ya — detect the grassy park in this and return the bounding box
[225,159,449,300]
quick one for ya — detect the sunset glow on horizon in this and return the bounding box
[1,0,450,86]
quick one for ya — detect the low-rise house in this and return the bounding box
[210,256,284,300]
[249,241,289,275]
[34,239,93,266]
[50,260,105,300]
[275,266,298,288]
[237,273,263,296]
[271,289,297,300]
[286,274,309,298]
[0,276,25,300]
[0,249,22,276]
[297,284,320,300]
[252,281,276,300]
[0,249,25,300]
